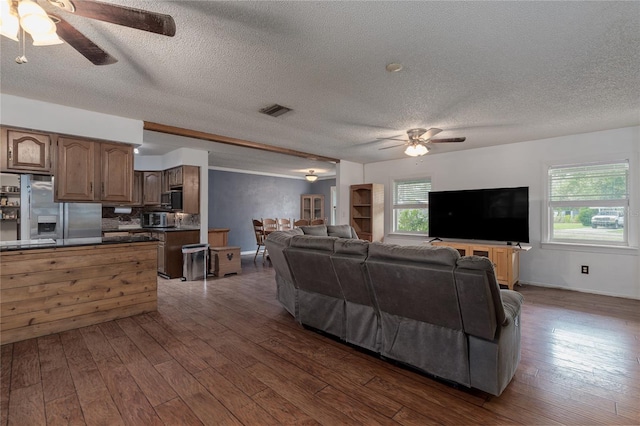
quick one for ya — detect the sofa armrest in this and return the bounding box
[500,290,524,325]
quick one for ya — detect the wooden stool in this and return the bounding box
[210,246,241,277]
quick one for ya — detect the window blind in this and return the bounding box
[394,179,431,206]
[549,161,629,202]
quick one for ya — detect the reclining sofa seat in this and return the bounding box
[365,242,470,386]
[330,238,380,352]
[263,228,303,317]
[454,256,524,396]
[284,235,345,338]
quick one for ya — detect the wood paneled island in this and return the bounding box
[0,237,158,345]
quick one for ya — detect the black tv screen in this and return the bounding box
[428,187,529,243]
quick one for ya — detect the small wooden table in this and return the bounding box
[208,228,230,247]
[210,246,241,277]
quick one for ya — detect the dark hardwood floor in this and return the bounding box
[2,256,639,425]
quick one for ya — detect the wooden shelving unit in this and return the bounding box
[350,183,384,242]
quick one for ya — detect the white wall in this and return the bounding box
[365,126,640,299]
[336,160,364,225]
[0,94,142,144]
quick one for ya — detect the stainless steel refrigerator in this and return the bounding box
[20,175,102,240]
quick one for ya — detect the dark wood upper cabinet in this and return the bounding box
[56,138,134,203]
[100,143,133,203]
[1,127,52,174]
[142,171,162,205]
[55,137,96,201]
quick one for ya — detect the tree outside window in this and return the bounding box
[393,178,431,233]
[548,160,629,245]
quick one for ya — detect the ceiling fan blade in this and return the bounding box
[379,143,407,150]
[421,127,443,140]
[430,137,467,143]
[376,136,407,142]
[56,0,176,36]
[53,15,117,65]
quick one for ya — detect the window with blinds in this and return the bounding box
[393,178,431,234]
[547,160,629,245]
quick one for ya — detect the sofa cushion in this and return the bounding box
[368,242,460,266]
[300,225,328,236]
[334,238,369,256]
[290,235,336,251]
[327,224,353,238]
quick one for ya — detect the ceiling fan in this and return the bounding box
[0,0,176,65]
[378,128,466,157]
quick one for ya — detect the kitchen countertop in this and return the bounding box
[102,226,201,233]
[0,235,158,252]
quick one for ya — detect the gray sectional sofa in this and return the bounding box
[265,225,523,396]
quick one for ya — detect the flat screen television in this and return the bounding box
[428,186,529,243]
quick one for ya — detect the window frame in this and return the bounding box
[545,159,630,248]
[391,177,431,235]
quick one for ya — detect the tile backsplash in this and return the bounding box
[101,206,200,229]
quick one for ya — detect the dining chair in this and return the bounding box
[277,218,292,231]
[252,219,267,262]
[293,219,309,228]
[310,218,327,225]
[262,218,278,234]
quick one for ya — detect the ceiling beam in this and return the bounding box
[143,122,340,163]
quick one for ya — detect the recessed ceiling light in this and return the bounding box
[386,63,403,72]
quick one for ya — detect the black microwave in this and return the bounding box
[161,191,182,210]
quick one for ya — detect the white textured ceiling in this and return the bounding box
[2,1,639,178]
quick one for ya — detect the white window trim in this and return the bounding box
[541,153,639,253]
[389,175,432,236]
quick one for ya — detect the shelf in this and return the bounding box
[1,206,20,209]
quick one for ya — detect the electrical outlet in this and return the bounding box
[581,265,589,274]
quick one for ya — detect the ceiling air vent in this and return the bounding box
[259,104,292,118]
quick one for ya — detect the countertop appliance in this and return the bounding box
[142,211,176,228]
[20,175,102,240]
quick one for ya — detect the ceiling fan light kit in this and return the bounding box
[305,170,319,182]
[17,0,62,45]
[404,143,429,157]
[377,127,467,157]
[1,0,176,65]
[0,0,19,40]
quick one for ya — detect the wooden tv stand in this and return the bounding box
[431,241,530,290]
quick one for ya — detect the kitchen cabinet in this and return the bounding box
[163,165,199,214]
[431,241,530,290]
[55,137,133,203]
[350,184,384,242]
[100,142,133,203]
[132,171,143,206]
[1,128,52,173]
[181,166,200,214]
[1,127,52,174]
[55,137,96,201]
[152,229,199,279]
[165,166,183,188]
[143,171,162,205]
[300,194,324,221]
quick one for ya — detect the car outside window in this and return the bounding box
[547,160,629,245]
